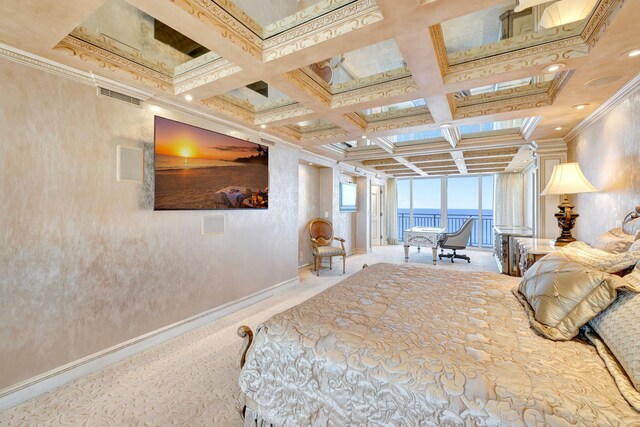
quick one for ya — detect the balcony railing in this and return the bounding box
[398,212,493,248]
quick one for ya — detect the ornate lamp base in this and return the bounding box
[551,196,578,247]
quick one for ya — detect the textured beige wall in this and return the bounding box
[0,59,299,389]
[297,163,320,266]
[569,89,640,244]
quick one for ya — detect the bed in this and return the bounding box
[237,263,640,426]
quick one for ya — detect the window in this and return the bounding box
[396,175,495,248]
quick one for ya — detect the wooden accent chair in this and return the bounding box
[309,218,346,276]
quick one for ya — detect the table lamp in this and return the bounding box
[541,162,598,246]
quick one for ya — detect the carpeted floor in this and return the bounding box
[0,246,497,426]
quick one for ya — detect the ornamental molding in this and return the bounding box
[331,76,418,108]
[447,22,585,66]
[300,127,351,143]
[174,0,381,62]
[174,0,263,60]
[173,62,242,94]
[55,36,172,91]
[255,103,314,125]
[55,35,243,95]
[263,0,383,61]
[431,0,622,83]
[365,113,434,133]
[343,113,368,131]
[450,71,574,118]
[358,105,431,123]
[454,82,551,108]
[453,93,552,119]
[285,69,332,106]
[201,95,254,123]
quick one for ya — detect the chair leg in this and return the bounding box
[342,255,345,274]
[315,256,319,276]
[329,256,332,270]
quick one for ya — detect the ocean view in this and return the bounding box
[397,208,494,247]
[155,154,244,171]
[398,208,493,216]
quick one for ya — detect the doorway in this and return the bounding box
[371,185,383,246]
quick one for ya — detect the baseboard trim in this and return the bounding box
[0,276,299,411]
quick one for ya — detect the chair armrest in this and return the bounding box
[310,238,320,249]
[333,237,345,242]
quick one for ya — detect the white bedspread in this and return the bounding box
[239,263,640,426]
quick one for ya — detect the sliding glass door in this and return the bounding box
[447,176,479,246]
[397,175,494,248]
[412,178,442,228]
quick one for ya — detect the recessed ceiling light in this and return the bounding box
[572,104,589,110]
[361,135,367,139]
[308,162,313,166]
[260,124,267,129]
[555,126,563,131]
[544,63,565,73]
[439,123,454,129]
[184,94,193,101]
[585,75,623,87]
[624,49,640,58]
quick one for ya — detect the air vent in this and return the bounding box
[97,87,143,107]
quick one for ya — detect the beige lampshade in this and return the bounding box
[541,162,598,195]
[514,0,547,13]
[539,0,598,29]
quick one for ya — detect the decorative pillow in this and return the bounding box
[515,253,627,340]
[623,217,640,239]
[588,291,640,409]
[584,326,640,411]
[557,241,640,274]
[593,228,636,253]
[624,262,640,292]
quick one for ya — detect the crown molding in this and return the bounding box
[565,73,640,141]
[0,42,318,154]
[0,42,154,101]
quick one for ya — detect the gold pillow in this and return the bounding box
[593,228,636,253]
[515,253,627,340]
[557,241,640,275]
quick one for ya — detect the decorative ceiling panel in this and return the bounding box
[464,156,513,165]
[362,158,402,166]
[431,0,623,83]
[463,147,520,158]
[407,153,455,162]
[416,161,457,169]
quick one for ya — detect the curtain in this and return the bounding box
[494,173,524,226]
[385,178,399,245]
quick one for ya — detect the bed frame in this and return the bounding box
[236,265,371,424]
[234,206,640,422]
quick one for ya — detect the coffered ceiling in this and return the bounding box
[1,0,639,178]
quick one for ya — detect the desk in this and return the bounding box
[404,227,446,265]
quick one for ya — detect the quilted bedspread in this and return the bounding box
[238,263,640,426]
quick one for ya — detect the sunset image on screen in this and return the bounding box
[154,116,268,210]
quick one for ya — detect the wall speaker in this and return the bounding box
[202,215,226,236]
[116,145,143,183]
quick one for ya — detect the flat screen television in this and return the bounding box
[339,182,357,212]
[154,116,268,210]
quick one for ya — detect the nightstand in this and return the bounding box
[514,237,558,277]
